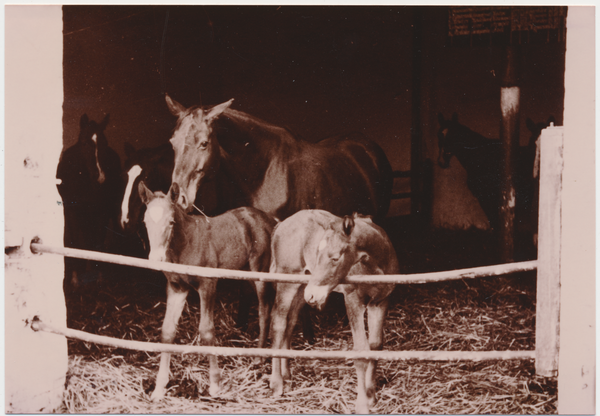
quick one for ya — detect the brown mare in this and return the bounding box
[138,181,276,400]
[268,209,399,414]
[164,95,393,222]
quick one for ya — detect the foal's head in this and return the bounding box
[166,94,234,212]
[304,216,357,311]
[138,180,176,262]
[78,113,110,184]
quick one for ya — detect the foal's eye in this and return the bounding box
[199,141,208,149]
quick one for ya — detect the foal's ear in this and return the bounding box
[342,216,355,236]
[169,182,180,203]
[138,181,154,205]
[165,94,186,117]
[205,98,234,120]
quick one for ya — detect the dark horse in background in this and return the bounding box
[119,142,175,259]
[165,94,393,222]
[437,112,554,251]
[56,114,123,293]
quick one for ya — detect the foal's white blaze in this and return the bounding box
[92,134,106,184]
[120,165,143,228]
[148,205,165,223]
[146,203,169,262]
[318,236,328,252]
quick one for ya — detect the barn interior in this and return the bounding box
[58,6,567,413]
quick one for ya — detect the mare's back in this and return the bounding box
[280,134,392,219]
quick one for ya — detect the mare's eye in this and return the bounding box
[199,141,208,149]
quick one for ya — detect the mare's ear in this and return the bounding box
[165,94,186,117]
[80,113,89,129]
[451,112,459,123]
[99,114,110,131]
[138,181,154,205]
[205,98,234,120]
[437,113,445,126]
[170,182,180,204]
[526,118,536,133]
[547,115,555,126]
[342,216,355,236]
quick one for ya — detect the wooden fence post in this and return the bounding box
[5,6,67,412]
[534,125,563,377]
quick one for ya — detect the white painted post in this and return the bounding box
[557,6,596,414]
[5,6,67,413]
[534,125,563,377]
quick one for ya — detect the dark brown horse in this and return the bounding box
[56,114,123,292]
[139,181,276,400]
[268,209,399,414]
[437,112,552,252]
[164,95,393,222]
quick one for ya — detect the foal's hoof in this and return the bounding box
[269,382,284,397]
[150,388,165,402]
[208,383,220,398]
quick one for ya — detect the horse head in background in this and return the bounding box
[437,112,554,254]
[164,94,393,222]
[118,142,175,257]
[118,140,223,258]
[56,113,123,292]
[437,112,503,230]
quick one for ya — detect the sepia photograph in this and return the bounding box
[5,4,595,414]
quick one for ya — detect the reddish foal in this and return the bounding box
[139,181,276,400]
[269,209,399,414]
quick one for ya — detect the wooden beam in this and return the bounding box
[535,126,563,377]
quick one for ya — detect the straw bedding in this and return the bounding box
[59,220,556,414]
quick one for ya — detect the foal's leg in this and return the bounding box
[151,280,188,401]
[365,297,389,409]
[270,282,303,396]
[254,281,274,349]
[197,278,221,396]
[343,291,371,414]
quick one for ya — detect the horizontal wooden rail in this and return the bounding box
[30,243,537,285]
[31,318,535,362]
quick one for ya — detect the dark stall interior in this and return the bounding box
[59,6,564,413]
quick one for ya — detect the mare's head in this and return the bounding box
[138,180,177,262]
[304,215,358,311]
[437,112,462,169]
[78,113,110,184]
[166,94,234,212]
